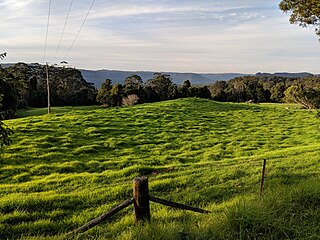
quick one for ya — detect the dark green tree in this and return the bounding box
[0,95,12,147]
[179,80,191,98]
[226,76,266,103]
[0,76,18,116]
[96,79,113,107]
[143,85,159,103]
[279,0,320,38]
[123,75,143,97]
[146,73,177,101]
[0,52,12,147]
[285,83,320,109]
[209,81,227,101]
[109,83,123,107]
[270,82,286,102]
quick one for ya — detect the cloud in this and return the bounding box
[0,0,41,9]
[1,0,319,73]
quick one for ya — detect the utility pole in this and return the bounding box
[45,63,51,114]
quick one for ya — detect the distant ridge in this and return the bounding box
[256,72,313,78]
[79,69,250,88]
[80,69,316,88]
[1,63,317,88]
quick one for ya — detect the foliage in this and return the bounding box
[0,63,97,114]
[178,80,191,98]
[226,76,267,103]
[209,81,228,101]
[146,73,178,101]
[97,73,212,108]
[279,0,320,38]
[206,75,320,108]
[0,120,12,147]
[1,99,319,238]
[0,69,18,117]
[96,79,113,107]
[284,84,320,109]
[123,75,144,97]
[110,83,123,107]
[0,54,13,147]
[0,95,12,147]
[270,82,286,102]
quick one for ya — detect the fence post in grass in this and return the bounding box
[133,176,151,223]
[260,159,267,197]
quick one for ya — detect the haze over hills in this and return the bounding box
[79,70,315,88]
[79,69,250,88]
[0,63,317,88]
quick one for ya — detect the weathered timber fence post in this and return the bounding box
[260,159,267,197]
[133,176,151,223]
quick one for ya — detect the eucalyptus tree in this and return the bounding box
[279,0,320,39]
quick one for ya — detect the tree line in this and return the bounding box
[97,73,320,109]
[1,63,319,119]
[209,75,320,109]
[96,73,211,107]
[0,63,97,118]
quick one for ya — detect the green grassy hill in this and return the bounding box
[1,98,319,239]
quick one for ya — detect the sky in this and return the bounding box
[0,0,319,73]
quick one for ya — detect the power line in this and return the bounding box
[52,0,74,63]
[43,0,52,63]
[63,0,96,60]
[0,52,7,60]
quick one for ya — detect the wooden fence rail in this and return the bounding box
[73,198,134,234]
[71,176,210,235]
[149,196,210,214]
[72,159,268,235]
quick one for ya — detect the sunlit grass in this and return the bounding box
[1,98,319,239]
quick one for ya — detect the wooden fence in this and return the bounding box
[72,160,267,235]
[72,176,210,234]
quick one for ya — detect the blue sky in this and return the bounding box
[0,0,319,73]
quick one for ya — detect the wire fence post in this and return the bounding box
[260,159,267,197]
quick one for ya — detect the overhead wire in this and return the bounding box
[52,0,74,63]
[63,0,96,60]
[43,0,52,63]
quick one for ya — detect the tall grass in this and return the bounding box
[0,98,319,239]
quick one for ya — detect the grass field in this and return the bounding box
[1,98,319,239]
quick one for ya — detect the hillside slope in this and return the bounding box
[1,99,319,239]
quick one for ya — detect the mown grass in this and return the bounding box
[0,98,319,239]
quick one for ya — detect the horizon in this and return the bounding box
[1,62,319,76]
[0,0,319,73]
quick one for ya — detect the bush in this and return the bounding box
[122,94,140,106]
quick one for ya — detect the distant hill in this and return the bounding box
[255,72,313,78]
[79,69,250,88]
[80,69,317,88]
[1,63,317,88]
[0,63,14,68]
